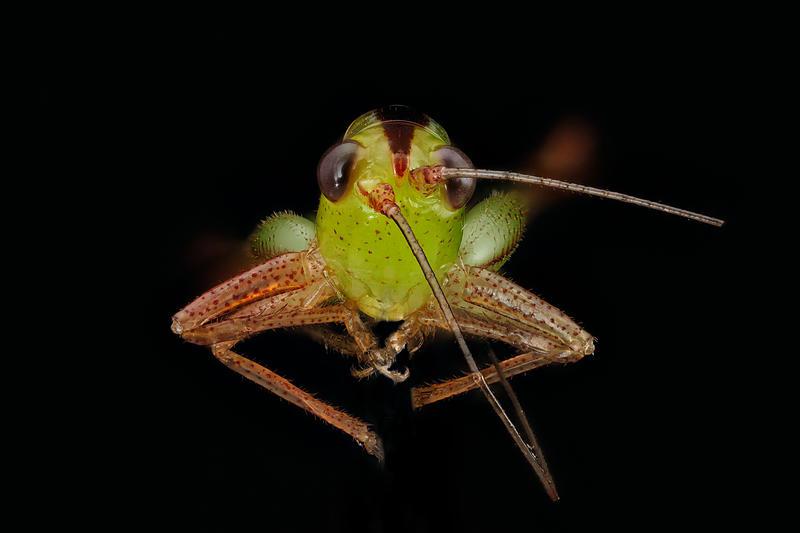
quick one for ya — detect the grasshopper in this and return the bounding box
[171,106,723,499]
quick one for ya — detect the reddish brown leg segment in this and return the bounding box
[412,350,565,408]
[411,263,595,414]
[172,251,323,333]
[212,341,383,461]
[448,265,596,356]
[172,249,385,459]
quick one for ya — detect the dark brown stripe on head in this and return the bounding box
[376,106,431,176]
[381,122,415,155]
[376,105,431,154]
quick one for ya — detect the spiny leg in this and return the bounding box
[411,349,572,408]
[172,249,327,335]
[410,255,592,499]
[173,215,415,459]
[300,325,363,357]
[412,293,578,487]
[179,286,349,345]
[410,192,595,408]
[177,224,414,382]
[173,248,386,458]
[301,316,426,384]
[211,341,383,461]
[446,265,596,357]
[413,263,594,408]
[297,314,411,383]
[344,315,425,382]
[421,306,569,355]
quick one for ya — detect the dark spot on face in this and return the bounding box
[375,107,430,177]
[381,122,414,158]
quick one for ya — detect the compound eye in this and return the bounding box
[434,146,476,210]
[317,141,360,202]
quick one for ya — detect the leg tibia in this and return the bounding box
[212,341,383,461]
[411,349,584,408]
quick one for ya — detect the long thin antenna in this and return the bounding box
[386,202,559,501]
[485,345,555,492]
[435,167,725,227]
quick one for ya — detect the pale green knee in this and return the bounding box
[459,192,525,271]
[250,211,316,260]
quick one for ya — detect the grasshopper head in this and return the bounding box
[315,106,474,320]
[316,105,476,212]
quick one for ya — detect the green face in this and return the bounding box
[316,107,472,321]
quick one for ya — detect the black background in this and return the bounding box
[47,28,759,532]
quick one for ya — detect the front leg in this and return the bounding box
[412,350,560,408]
[412,265,594,406]
[456,190,595,357]
[409,191,595,405]
[172,248,385,458]
[344,314,424,383]
[211,340,383,461]
[301,318,425,384]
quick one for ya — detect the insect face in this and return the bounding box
[314,106,477,321]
